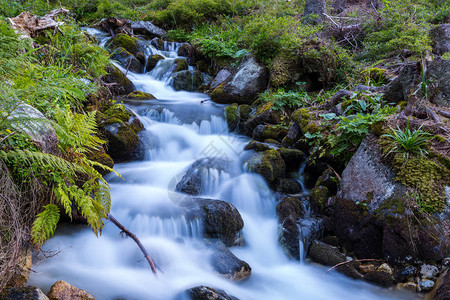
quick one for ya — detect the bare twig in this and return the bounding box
[327,259,384,272]
[107,214,158,276]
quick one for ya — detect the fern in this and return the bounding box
[31,204,60,247]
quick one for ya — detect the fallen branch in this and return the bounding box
[438,110,450,119]
[327,259,384,272]
[108,214,158,275]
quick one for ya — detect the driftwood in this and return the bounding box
[8,8,70,38]
[108,214,158,276]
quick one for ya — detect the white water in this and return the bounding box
[29,31,414,300]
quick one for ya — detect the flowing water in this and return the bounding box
[29,30,415,300]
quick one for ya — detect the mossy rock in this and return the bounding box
[110,47,142,73]
[106,33,141,56]
[171,70,204,92]
[146,54,165,72]
[270,51,298,88]
[277,148,306,172]
[244,140,272,152]
[127,90,156,100]
[292,108,312,132]
[309,186,330,214]
[252,125,288,142]
[276,178,302,194]
[238,104,252,120]
[315,167,338,195]
[174,58,188,72]
[225,104,239,131]
[102,104,133,125]
[102,65,136,95]
[86,147,114,176]
[255,149,286,184]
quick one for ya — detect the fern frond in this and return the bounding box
[55,183,72,219]
[31,204,60,247]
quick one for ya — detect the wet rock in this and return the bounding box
[150,37,165,50]
[315,168,338,195]
[308,240,346,266]
[210,69,232,91]
[126,91,156,100]
[420,264,439,279]
[304,0,326,25]
[175,158,229,196]
[177,43,195,63]
[252,125,288,143]
[396,281,417,293]
[277,148,306,172]
[1,287,49,300]
[418,279,435,293]
[432,269,449,300]
[238,105,252,121]
[171,70,204,92]
[225,104,239,131]
[185,285,239,300]
[431,24,450,55]
[377,263,393,275]
[244,140,272,152]
[47,280,95,300]
[309,186,330,214]
[110,47,142,73]
[276,178,302,194]
[98,104,144,162]
[359,264,375,274]
[174,58,189,73]
[249,149,286,184]
[281,122,302,147]
[208,241,251,280]
[106,33,143,58]
[85,146,114,176]
[245,102,282,133]
[211,54,268,105]
[182,198,243,247]
[131,21,166,39]
[394,265,417,282]
[146,54,164,72]
[427,59,450,108]
[277,196,305,259]
[98,17,130,35]
[363,271,394,287]
[10,104,60,155]
[102,65,136,95]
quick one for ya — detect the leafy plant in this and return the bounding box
[382,122,433,159]
[343,90,385,115]
[258,88,313,112]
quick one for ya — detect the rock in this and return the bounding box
[238,105,252,121]
[102,65,136,95]
[150,37,165,50]
[173,58,188,72]
[131,21,166,38]
[430,24,450,55]
[304,158,329,188]
[208,241,251,280]
[146,54,164,72]
[304,0,326,25]
[47,280,95,300]
[85,146,114,176]
[363,271,394,287]
[315,168,338,195]
[281,122,302,146]
[418,279,435,293]
[377,263,393,275]
[105,33,143,58]
[383,62,420,104]
[98,104,144,162]
[10,104,60,155]
[249,149,286,184]
[359,264,375,273]
[1,287,49,300]
[177,43,195,63]
[210,54,268,105]
[394,265,417,282]
[171,70,204,92]
[276,178,303,194]
[427,59,450,108]
[309,186,330,214]
[277,196,305,259]
[182,198,243,247]
[396,281,417,293]
[432,269,449,300]
[210,69,232,91]
[277,148,306,172]
[110,47,142,73]
[443,257,450,266]
[420,264,440,279]
[308,240,346,266]
[185,286,239,300]
[252,125,288,142]
[175,158,229,196]
[126,90,156,100]
[225,104,239,132]
[244,140,272,152]
[245,102,282,133]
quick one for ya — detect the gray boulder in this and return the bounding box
[208,241,251,280]
[111,47,143,73]
[383,62,421,104]
[210,54,268,105]
[431,24,450,55]
[1,287,49,300]
[427,59,450,107]
[308,240,346,266]
[210,69,232,91]
[171,70,204,92]
[131,21,167,38]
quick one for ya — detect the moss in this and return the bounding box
[103,104,132,125]
[270,51,297,87]
[259,125,288,142]
[393,155,450,213]
[174,58,188,72]
[106,33,140,55]
[146,54,165,72]
[376,197,406,216]
[370,119,386,136]
[292,108,311,129]
[309,186,330,214]
[238,104,252,120]
[127,91,156,99]
[265,138,280,144]
[257,149,286,183]
[434,135,447,143]
[397,101,408,110]
[304,122,320,134]
[225,104,239,131]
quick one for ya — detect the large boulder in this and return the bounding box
[10,104,60,155]
[332,135,450,263]
[182,198,244,247]
[102,65,136,95]
[185,286,239,300]
[427,59,450,108]
[208,241,251,280]
[98,104,145,162]
[110,47,143,73]
[1,287,49,300]
[131,21,167,39]
[210,69,232,91]
[105,33,143,58]
[247,149,286,185]
[383,62,421,104]
[47,280,95,300]
[245,102,282,135]
[171,70,204,92]
[430,24,450,55]
[308,240,347,266]
[210,54,268,105]
[146,54,165,72]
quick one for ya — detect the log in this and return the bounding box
[107,214,158,275]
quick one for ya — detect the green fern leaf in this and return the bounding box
[31,204,60,247]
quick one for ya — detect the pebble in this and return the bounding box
[377,263,393,275]
[394,265,417,282]
[359,264,375,274]
[420,264,439,279]
[396,281,417,293]
[418,279,435,292]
